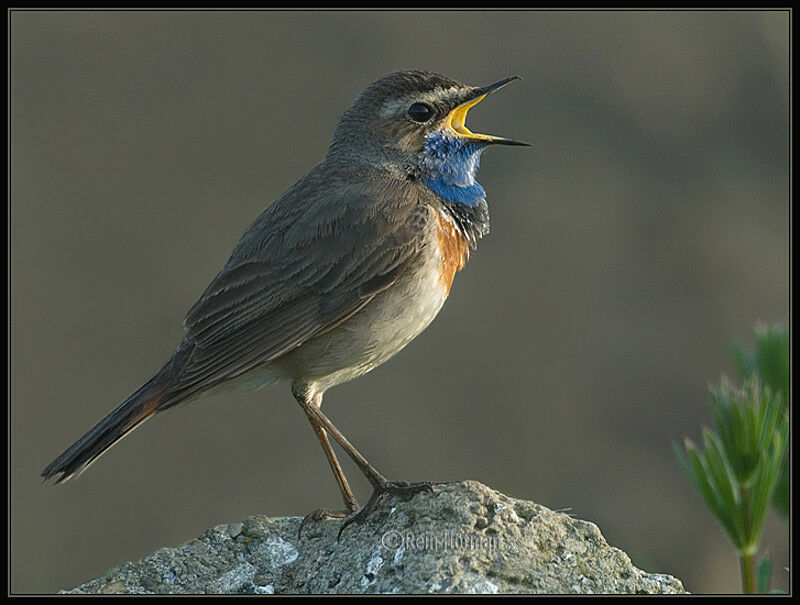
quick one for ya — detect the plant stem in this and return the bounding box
[739,550,756,594]
[739,482,756,593]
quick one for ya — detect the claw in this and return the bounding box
[337,480,436,540]
[298,506,359,539]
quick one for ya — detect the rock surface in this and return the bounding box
[62,480,685,594]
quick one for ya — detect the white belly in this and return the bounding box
[279,252,450,393]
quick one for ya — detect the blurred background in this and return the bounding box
[11,10,789,594]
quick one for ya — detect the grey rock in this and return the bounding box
[61,480,685,594]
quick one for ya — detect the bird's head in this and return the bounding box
[328,70,528,205]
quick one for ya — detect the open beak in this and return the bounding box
[445,76,531,146]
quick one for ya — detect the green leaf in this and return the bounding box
[753,324,789,401]
[730,339,756,383]
[675,434,744,547]
[772,468,789,521]
[756,554,772,594]
[748,418,788,546]
[701,429,745,546]
[731,324,789,402]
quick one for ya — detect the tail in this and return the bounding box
[42,365,179,484]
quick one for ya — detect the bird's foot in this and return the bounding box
[299,503,359,539]
[337,480,436,540]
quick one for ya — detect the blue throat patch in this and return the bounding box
[422,131,487,207]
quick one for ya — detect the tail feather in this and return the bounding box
[41,376,170,483]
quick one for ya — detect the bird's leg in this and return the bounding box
[294,389,360,537]
[292,383,434,539]
[308,421,360,513]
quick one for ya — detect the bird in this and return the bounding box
[41,70,529,535]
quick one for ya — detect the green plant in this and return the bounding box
[674,324,789,594]
[731,324,790,520]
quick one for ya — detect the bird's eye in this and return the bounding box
[407,102,435,123]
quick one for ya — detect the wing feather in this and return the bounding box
[165,168,431,403]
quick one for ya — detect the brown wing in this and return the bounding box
[161,169,431,405]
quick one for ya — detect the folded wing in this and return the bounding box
[162,174,430,406]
